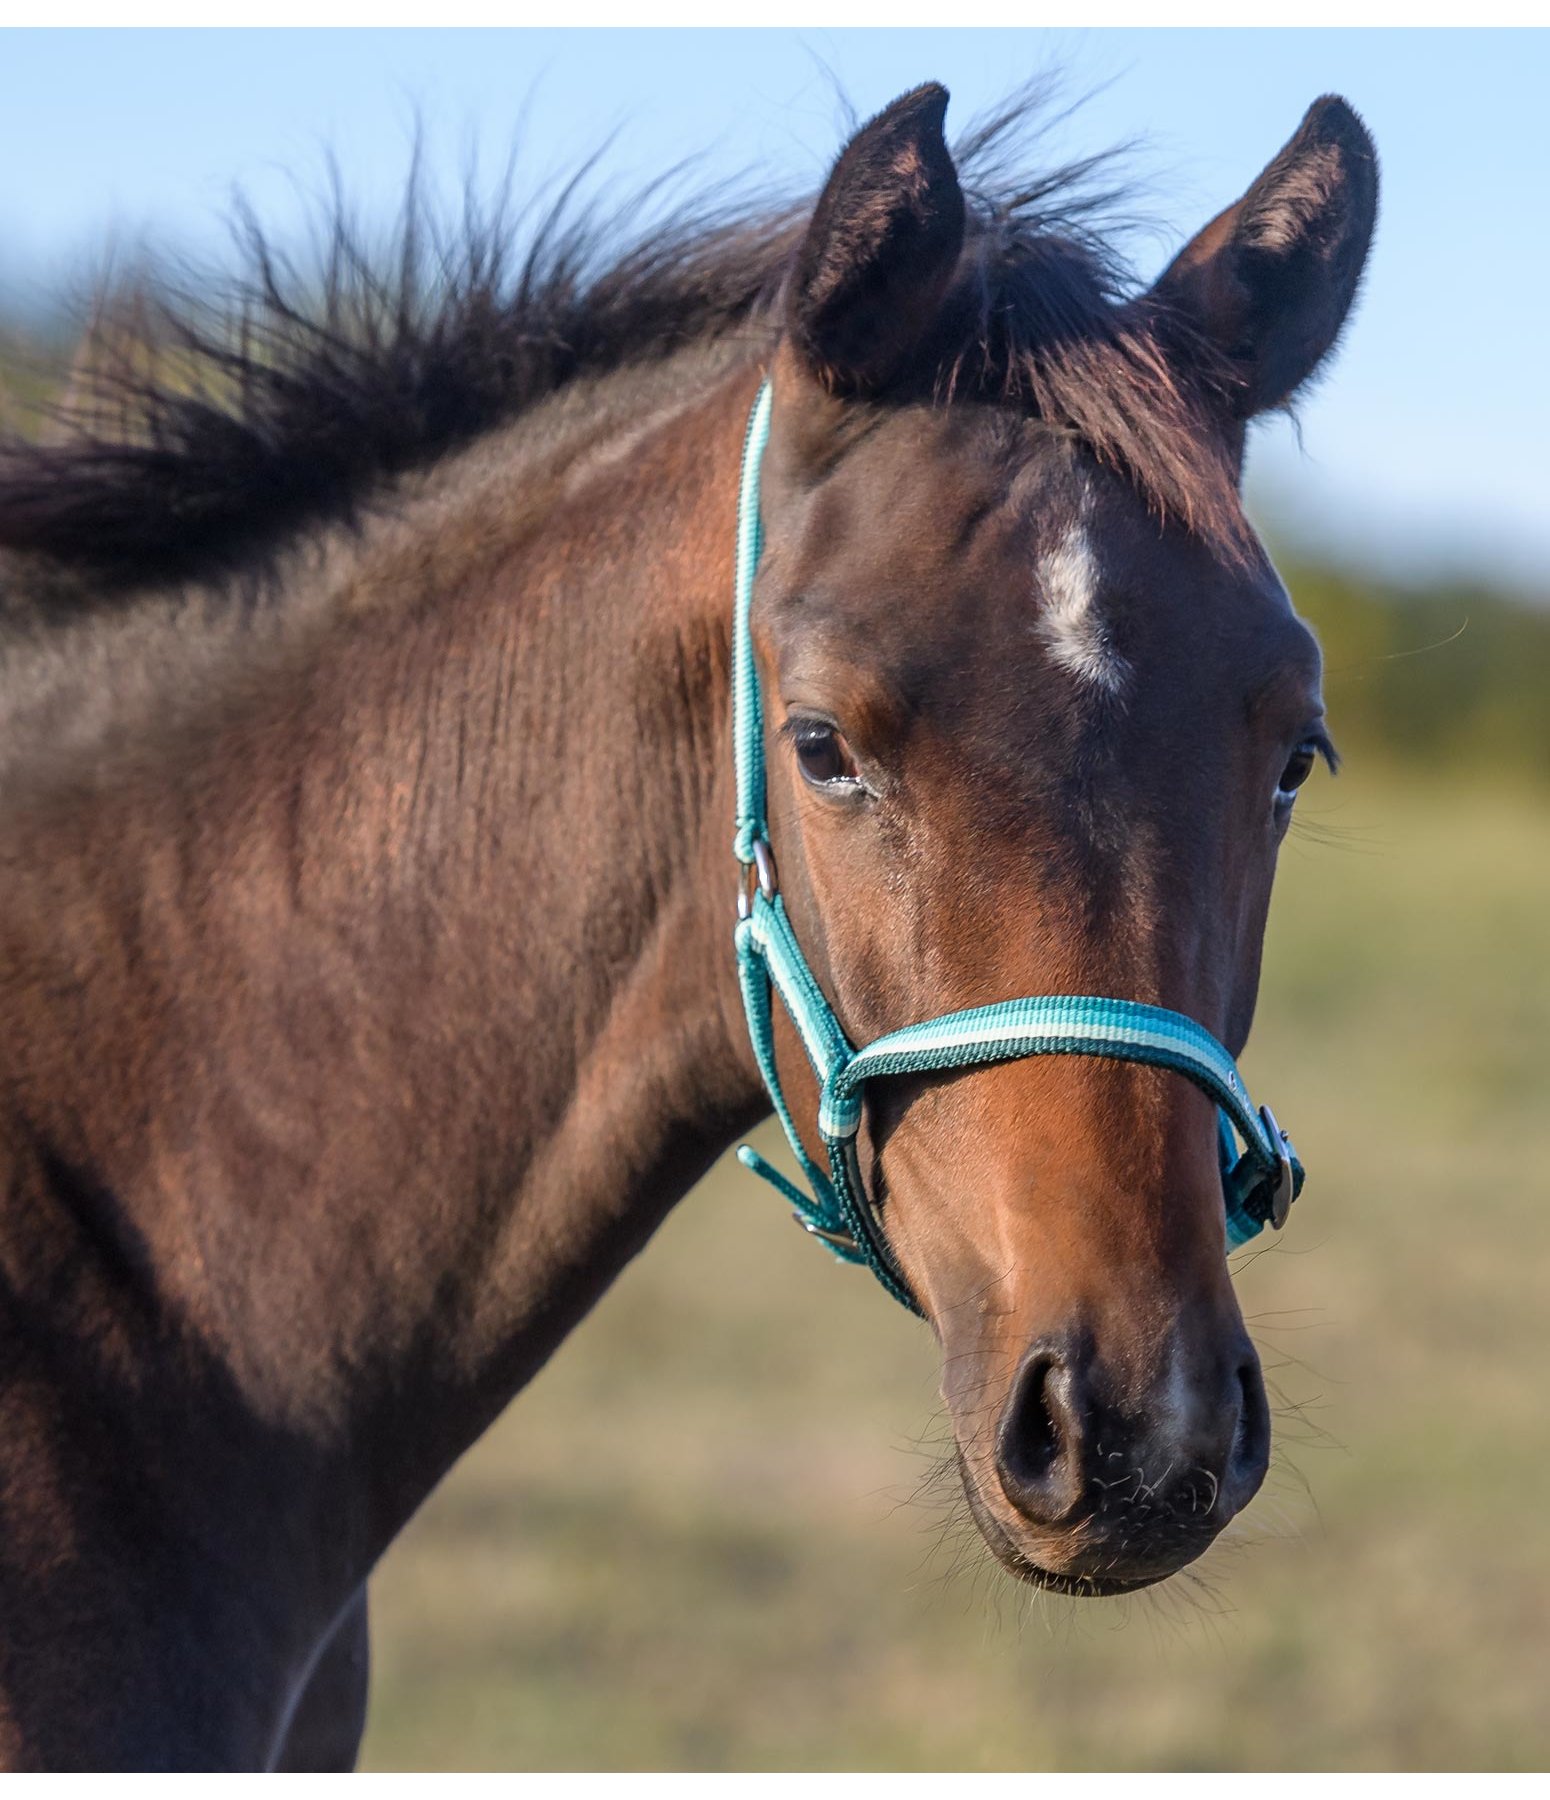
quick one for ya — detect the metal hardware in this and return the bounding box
[793,1212,859,1253]
[1259,1104,1296,1229]
[736,837,781,921]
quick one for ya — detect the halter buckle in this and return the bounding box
[792,1212,859,1254]
[1259,1104,1296,1229]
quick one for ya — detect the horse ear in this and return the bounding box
[1150,96,1378,418]
[787,83,965,393]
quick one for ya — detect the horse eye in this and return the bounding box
[792,721,860,789]
[1276,744,1318,801]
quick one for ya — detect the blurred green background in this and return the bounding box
[358,574,1550,1770]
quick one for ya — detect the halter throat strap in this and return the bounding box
[729,379,1302,1316]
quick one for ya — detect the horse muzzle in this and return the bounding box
[953,1329,1272,1592]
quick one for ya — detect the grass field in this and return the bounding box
[360,765,1550,1771]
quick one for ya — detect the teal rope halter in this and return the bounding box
[730,381,1302,1316]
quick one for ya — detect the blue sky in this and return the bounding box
[3,29,1546,594]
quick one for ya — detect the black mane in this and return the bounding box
[0,88,1243,599]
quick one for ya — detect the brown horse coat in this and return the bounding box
[0,85,1375,1768]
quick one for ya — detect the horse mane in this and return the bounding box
[0,84,1245,603]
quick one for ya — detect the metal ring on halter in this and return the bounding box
[737,836,780,919]
[1259,1104,1296,1229]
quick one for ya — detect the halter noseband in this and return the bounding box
[730,380,1302,1316]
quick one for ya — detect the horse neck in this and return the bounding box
[6,353,770,1553]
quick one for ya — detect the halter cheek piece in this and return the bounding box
[730,381,1302,1317]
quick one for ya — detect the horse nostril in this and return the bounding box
[996,1349,1085,1527]
[1225,1355,1271,1510]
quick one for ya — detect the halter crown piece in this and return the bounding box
[730,380,1303,1316]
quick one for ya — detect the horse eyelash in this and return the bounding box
[777,715,838,742]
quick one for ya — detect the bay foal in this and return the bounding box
[0,85,1375,1766]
